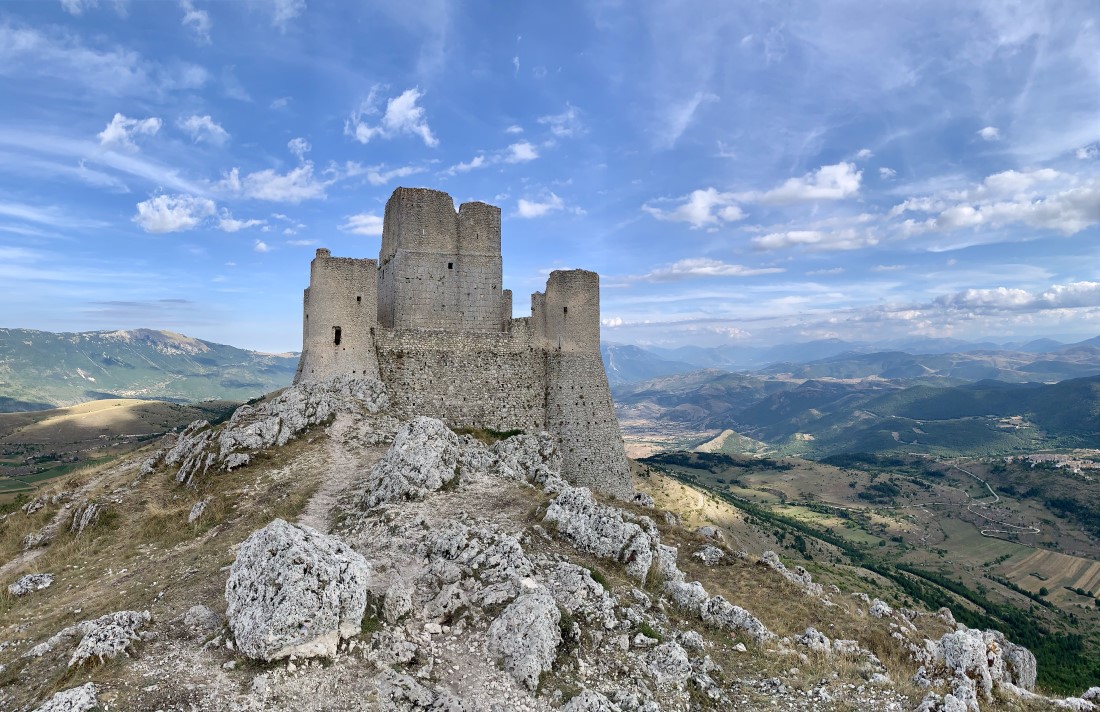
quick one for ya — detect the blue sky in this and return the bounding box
[0,0,1098,353]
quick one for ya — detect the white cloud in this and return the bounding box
[504,125,523,134]
[752,228,877,251]
[227,163,326,203]
[755,162,862,204]
[642,188,744,229]
[180,0,211,43]
[856,148,873,159]
[657,91,717,148]
[872,264,906,272]
[254,239,270,253]
[270,96,291,110]
[602,316,623,327]
[935,281,1100,312]
[504,141,538,163]
[97,113,162,151]
[517,193,564,218]
[178,114,228,144]
[217,210,265,232]
[60,0,97,15]
[1077,144,1099,160]
[271,0,306,32]
[806,267,845,276]
[640,258,785,281]
[978,126,1000,141]
[340,212,384,236]
[345,87,438,148]
[538,104,583,138]
[132,193,215,233]
[445,155,486,175]
[287,137,311,161]
[879,167,896,179]
[328,161,422,186]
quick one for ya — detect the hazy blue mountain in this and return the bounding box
[600,343,696,384]
[0,328,299,412]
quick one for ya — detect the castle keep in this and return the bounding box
[294,187,631,497]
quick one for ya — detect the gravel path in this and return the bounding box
[296,412,385,533]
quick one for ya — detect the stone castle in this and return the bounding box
[294,187,631,496]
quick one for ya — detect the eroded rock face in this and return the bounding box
[648,641,692,686]
[700,595,774,643]
[8,572,54,596]
[486,588,562,691]
[69,610,151,667]
[159,376,390,485]
[31,682,99,712]
[759,550,824,597]
[916,626,1040,708]
[543,485,658,583]
[225,519,370,661]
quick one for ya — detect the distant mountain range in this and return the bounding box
[0,328,298,412]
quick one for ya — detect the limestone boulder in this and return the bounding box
[8,572,54,596]
[490,432,561,484]
[700,595,774,643]
[360,417,465,507]
[31,683,99,712]
[67,610,151,667]
[648,641,692,686]
[486,588,561,691]
[225,518,370,661]
[543,484,657,583]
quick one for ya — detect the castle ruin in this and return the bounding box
[294,187,631,497]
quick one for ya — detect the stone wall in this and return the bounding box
[374,321,546,432]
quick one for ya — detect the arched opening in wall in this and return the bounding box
[333,326,342,346]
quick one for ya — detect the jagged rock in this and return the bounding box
[920,627,1038,706]
[383,578,414,624]
[700,595,773,643]
[378,670,467,711]
[663,511,681,527]
[795,626,831,654]
[360,417,465,507]
[696,525,723,541]
[486,588,561,691]
[187,498,208,524]
[562,690,622,712]
[166,376,390,485]
[69,503,102,536]
[648,641,692,686]
[183,605,223,637]
[869,598,893,618]
[545,562,616,630]
[8,572,54,596]
[490,432,561,484]
[22,497,45,515]
[693,545,724,565]
[31,682,99,712]
[67,610,151,667]
[758,550,823,596]
[631,491,655,508]
[679,630,704,650]
[543,484,657,583]
[225,518,370,661]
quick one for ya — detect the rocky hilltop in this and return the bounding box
[1,376,1097,711]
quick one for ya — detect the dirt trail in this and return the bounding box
[296,412,385,533]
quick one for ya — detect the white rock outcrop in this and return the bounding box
[31,682,99,712]
[26,610,151,668]
[648,641,692,686]
[916,626,1039,708]
[359,417,465,507]
[225,518,370,661]
[8,572,54,596]
[160,376,390,484]
[486,588,562,691]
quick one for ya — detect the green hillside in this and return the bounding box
[0,328,298,411]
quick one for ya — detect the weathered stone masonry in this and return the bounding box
[294,187,631,497]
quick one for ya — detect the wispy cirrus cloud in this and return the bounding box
[340,212,384,236]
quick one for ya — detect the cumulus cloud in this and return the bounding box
[517,193,564,218]
[856,148,873,159]
[602,316,623,327]
[287,137,310,161]
[219,163,326,203]
[178,114,228,144]
[879,167,896,179]
[60,0,98,14]
[752,228,877,251]
[180,0,211,43]
[340,212,384,236]
[504,125,523,134]
[504,141,538,163]
[639,258,785,281]
[345,87,438,148]
[754,162,862,204]
[538,104,583,138]
[253,239,270,253]
[934,281,1100,312]
[978,126,1000,141]
[1077,143,1099,160]
[132,193,215,233]
[641,188,744,229]
[97,113,162,151]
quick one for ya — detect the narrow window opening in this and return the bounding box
[563,306,568,314]
[333,326,342,346]
[448,262,453,270]
[356,295,361,303]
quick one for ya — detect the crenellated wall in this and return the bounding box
[294,187,630,497]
